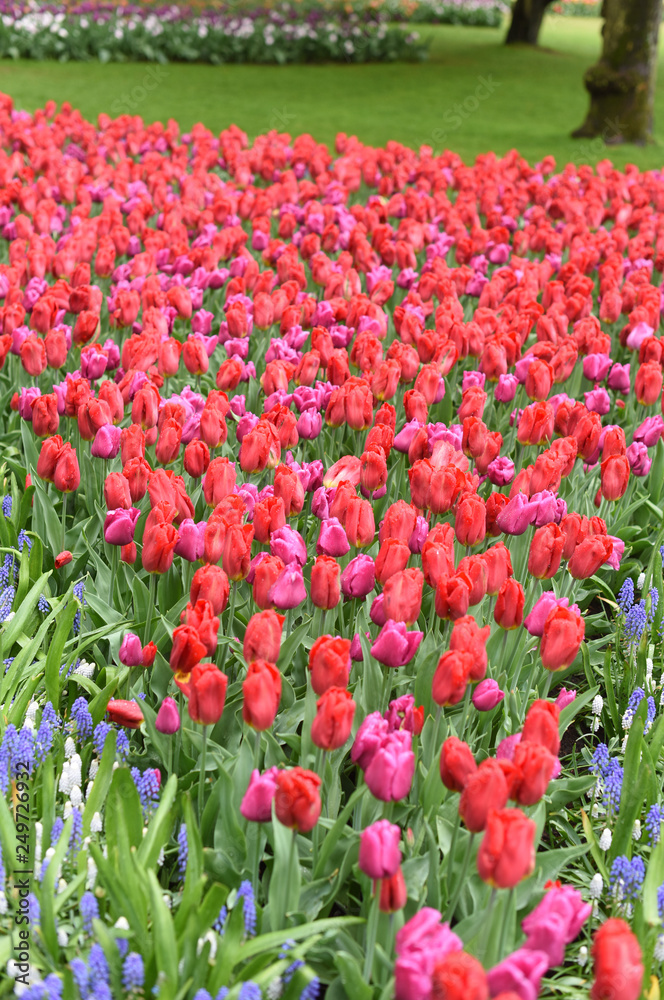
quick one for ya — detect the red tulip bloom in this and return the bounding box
[434,573,471,621]
[176,662,228,726]
[252,554,285,610]
[600,455,629,502]
[524,358,552,402]
[54,550,72,569]
[528,523,564,579]
[634,360,662,406]
[311,686,356,750]
[431,950,488,1000]
[203,457,236,507]
[53,444,80,494]
[432,650,473,706]
[455,494,486,547]
[180,600,220,657]
[274,767,322,832]
[31,394,59,438]
[494,578,525,630]
[183,439,210,479]
[449,615,490,681]
[190,564,230,616]
[382,567,423,625]
[106,699,144,729]
[308,635,351,695]
[567,535,613,579]
[142,518,178,574]
[590,918,644,1000]
[540,606,585,671]
[510,741,557,806]
[344,495,375,548]
[155,417,182,465]
[243,610,285,663]
[522,699,561,755]
[375,865,408,915]
[222,523,254,581]
[459,759,510,832]
[274,464,305,517]
[440,737,477,792]
[310,555,341,610]
[481,542,513,594]
[477,808,536,889]
[243,659,282,730]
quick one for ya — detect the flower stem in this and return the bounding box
[362,885,381,982]
[445,831,475,922]
[61,492,67,550]
[144,572,157,644]
[496,887,514,963]
[108,544,118,608]
[198,724,208,819]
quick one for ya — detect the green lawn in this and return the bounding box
[1,16,664,169]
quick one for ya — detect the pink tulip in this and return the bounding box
[358,820,402,880]
[340,554,375,600]
[119,632,144,667]
[555,688,576,710]
[240,767,279,823]
[155,697,181,735]
[487,947,550,1000]
[270,525,308,566]
[627,441,652,476]
[494,373,518,402]
[364,730,415,802]
[316,518,350,557]
[370,621,423,668]
[472,678,505,711]
[91,424,121,459]
[267,562,307,609]
[103,507,140,546]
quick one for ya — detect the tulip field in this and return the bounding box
[1,90,664,1000]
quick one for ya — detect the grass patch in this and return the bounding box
[1,17,663,168]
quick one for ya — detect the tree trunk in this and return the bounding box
[572,0,662,144]
[505,0,555,46]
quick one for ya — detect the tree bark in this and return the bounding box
[572,0,662,144]
[505,0,555,46]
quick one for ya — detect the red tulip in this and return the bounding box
[106,699,144,729]
[455,494,486,547]
[274,767,322,832]
[53,444,80,494]
[311,687,356,750]
[459,759,509,832]
[310,555,341,610]
[440,737,477,792]
[528,523,564,579]
[176,662,228,726]
[477,808,536,889]
[190,564,229,616]
[431,950,488,1000]
[540,606,585,671]
[180,600,219,657]
[243,610,285,663]
[308,635,351,695]
[590,918,643,1000]
[494,578,525,630]
[432,650,473,706]
[243,659,282,730]
[600,454,629,502]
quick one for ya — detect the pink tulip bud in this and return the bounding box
[359,820,402,880]
[240,767,279,823]
[472,678,505,711]
[155,696,181,735]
